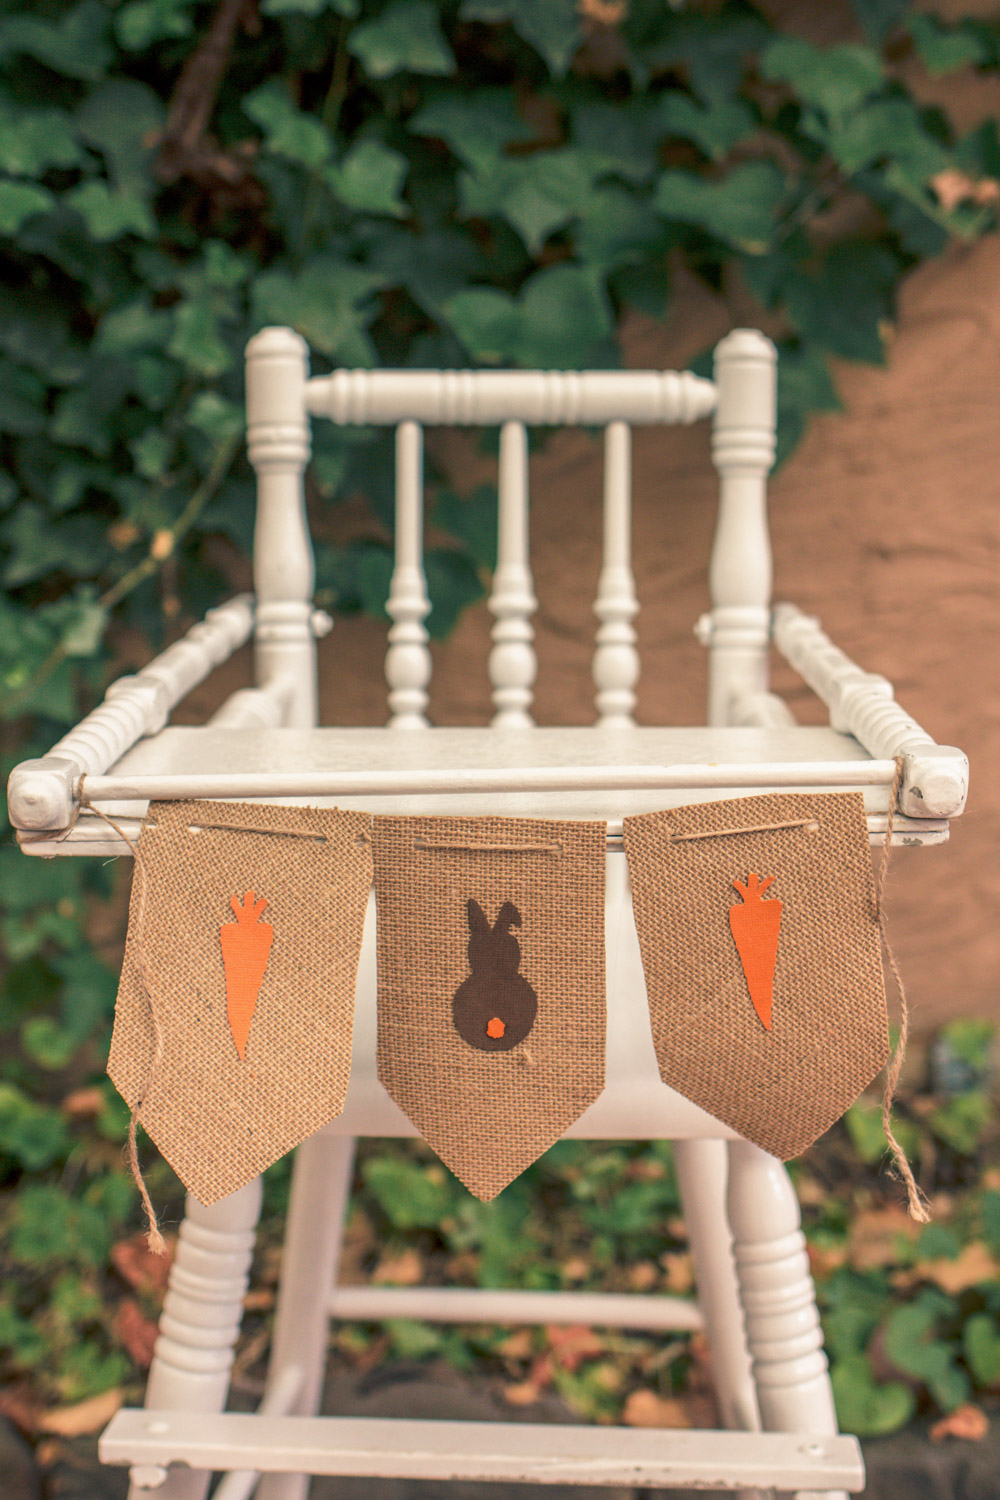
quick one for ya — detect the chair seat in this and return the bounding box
[67,722,942,834]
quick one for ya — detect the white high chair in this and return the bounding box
[8,328,968,1500]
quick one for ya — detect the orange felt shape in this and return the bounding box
[220,890,274,1060]
[729,873,782,1032]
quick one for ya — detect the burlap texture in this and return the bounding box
[108,800,372,1204]
[623,792,889,1159]
[373,815,606,1199]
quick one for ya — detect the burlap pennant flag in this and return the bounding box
[623,791,889,1160]
[108,800,372,1204]
[373,814,606,1199]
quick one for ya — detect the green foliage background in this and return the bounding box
[2,0,1000,1435]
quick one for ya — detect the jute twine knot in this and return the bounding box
[877,758,931,1223]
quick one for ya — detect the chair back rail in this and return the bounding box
[246,328,778,734]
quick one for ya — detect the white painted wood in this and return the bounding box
[727,1142,847,1500]
[245,328,317,728]
[208,684,291,729]
[101,1411,864,1491]
[256,1134,356,1500]
[212,1368,305,1500]
[7,594,253,831]
[385,421,431,728]
[327,1285,703,1331]
[72,757,899,805]
[772,603,969,818]
[730,691,796,729]
[126,1181,262,1500]
[594,421,639,727]
[306,368,717,427]
[489,420,537,726]
[18,810,949,858]
[707,331,778,728]
[674,1139,758,1437]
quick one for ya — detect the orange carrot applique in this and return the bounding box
[729,873,782,1032]
[220,891,273,1060]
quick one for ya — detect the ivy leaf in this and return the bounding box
[781,243,899,364]
[460,149,601,254]
[75,81,165,196]
[446,264,613,368]
[1,505,101,586]
[425,548,484,637]
[167,297,237,376]
[964,1313,1000,1387]
[0,181,54,235]
[575,185,666,271]
[823,99,946,177]
[0,1,113,83]
[460,0,582,77]
[65,181,156,241]
[884,1292,971,1411]
[831,1354,915,1437]
[907,16,986,77]
[0,1084,70,1170]
[432,485,497,572]
[410,90,536,170]
[569,101,661,185]
[643,10,770,104]
[244,82,333,170]
[348,1,455,80]
[848,0,909,44]
[654,161,785,253]
[761,39,884,121]
[362,1155,457,1228]
[327,139,408,217]
[655,94,757,162]
[8,1183,112,1270]
[0,362,47,433]
[115,0,197,51]
[0,109,83,178]
[252,256,385,362]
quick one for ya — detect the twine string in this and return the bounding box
[876,759,930,1223]
[79,798,167,1256]
[670,816,819,844]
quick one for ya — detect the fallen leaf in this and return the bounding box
[924,1242,1000,1295]
[544,1324,604,1372]
[560,1256,590,1282]
[38,1388,122,1437]
[809,1242,848,1277]
[626,1260,659,1292]
[243,1288,276,1312]
[503,1379,544,1406]
[849,1206,920,1270]
[660,1252,694,1295]
[60,1087,104,1117]
[371,1248,423,1286]
[623,1389,691,1428]
[111,1233,174,1297]
[113,1299,159,1368]
[929,1404,989,1442]
[931,169,1000,212]
[498,1328,534,1361]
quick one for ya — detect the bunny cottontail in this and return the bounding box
[452,899,538,1052]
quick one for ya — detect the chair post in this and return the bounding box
[245,327,317,729]
[707,330,777,728]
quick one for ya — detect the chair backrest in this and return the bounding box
[244,329,777,733]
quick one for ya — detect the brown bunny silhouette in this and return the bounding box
[452,899,538,1052]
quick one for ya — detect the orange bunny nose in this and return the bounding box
[486,1017,505,1039]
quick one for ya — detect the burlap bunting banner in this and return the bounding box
[372,814,606,1200]
[623,791,889,1160]
[108,800,371,1205]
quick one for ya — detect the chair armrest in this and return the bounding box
[772,602,968,819]
[7,594,254,832]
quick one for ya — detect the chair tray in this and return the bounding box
[22,725,947,853]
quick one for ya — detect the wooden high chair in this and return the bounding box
[8,328,968,1500]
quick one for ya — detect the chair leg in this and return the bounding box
[674,1137,759,1432]
[256,1132,357,1500]
[726,1140,847,1500]
[126,1178,263,1500]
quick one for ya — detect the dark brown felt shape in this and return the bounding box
[452,899,538,1052]
[373,815,606,1201]
[108,800,372,1205]
[623,791,889,1160]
